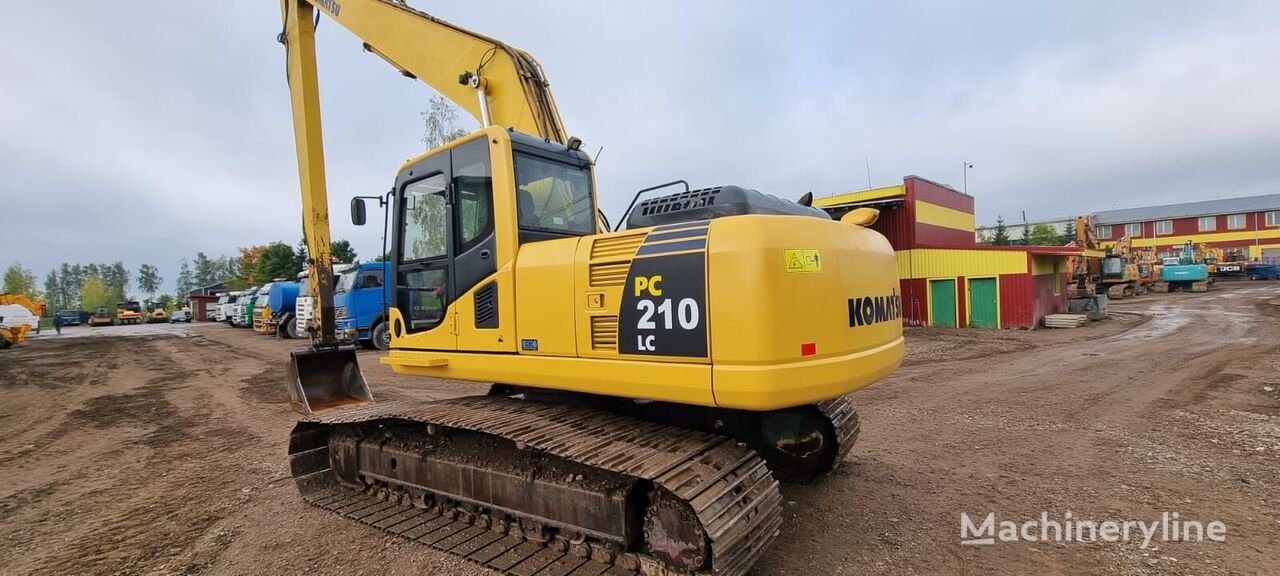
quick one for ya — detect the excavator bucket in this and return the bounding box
[286,346,373,415]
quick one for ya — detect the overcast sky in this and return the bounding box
[4,1,1279,294]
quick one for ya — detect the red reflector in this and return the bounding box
[801,342,816,356]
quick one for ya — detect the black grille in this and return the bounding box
[474,282,498,328]
[637,187,721,218]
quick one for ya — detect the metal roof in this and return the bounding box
[1093,193,1280,225]
[813,185,905,208]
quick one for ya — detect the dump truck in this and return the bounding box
[274,2,903,574]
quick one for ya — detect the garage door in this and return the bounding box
[968,277,998,329]
[929,279,956,328]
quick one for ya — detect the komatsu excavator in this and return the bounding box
[279,2,904,574]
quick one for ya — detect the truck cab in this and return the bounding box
[295,262,354,338]
[253,283,276,333]
[213,293,233,322]
[232,288,256,327]
[334,262,392,350]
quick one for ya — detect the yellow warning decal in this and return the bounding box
[784,249,823,273]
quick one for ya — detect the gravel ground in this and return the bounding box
[1,282,1277,575]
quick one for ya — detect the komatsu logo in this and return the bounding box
[848,291,902,327]
[315,0,341,16]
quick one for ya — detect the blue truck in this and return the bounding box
[334,262,392,350]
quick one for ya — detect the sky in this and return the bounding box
[4,1,1279,295]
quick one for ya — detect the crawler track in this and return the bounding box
[289,396,783,575]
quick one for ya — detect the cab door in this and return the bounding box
[393,152,455,349]
[390,137,496,351]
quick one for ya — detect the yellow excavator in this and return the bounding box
[278,2,903,574]
[0,292,46,349]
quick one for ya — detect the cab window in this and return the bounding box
[514,153,594,235]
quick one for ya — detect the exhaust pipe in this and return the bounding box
[286,345,374,415]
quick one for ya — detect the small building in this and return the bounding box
[815,176,1077,329]
[1092,193,1280,262]
[187,281,230,322]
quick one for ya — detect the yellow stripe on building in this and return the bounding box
[1101,227,1280,249]
[813,185,905,208]
[896,249,1026,279]
[915,200,975,232]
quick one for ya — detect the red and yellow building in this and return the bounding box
[1093,193,1280,262]
[816,176,1077,329]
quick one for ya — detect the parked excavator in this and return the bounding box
[278,2,903,574]
[0,292,46,349]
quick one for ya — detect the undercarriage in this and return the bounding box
[289,394,861,575]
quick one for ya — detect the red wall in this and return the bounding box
[998,274,1035,329]
[900,278,927,327]
[916,222,977,247]
[1031,274,1068,324]
[871,203,915,250]
[906,177,977,249]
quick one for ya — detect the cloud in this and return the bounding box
[3,1,1278,292]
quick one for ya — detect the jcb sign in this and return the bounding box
[620,254,708,358]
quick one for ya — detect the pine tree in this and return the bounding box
[991,215,1012,246]
[1061,220,1077,245]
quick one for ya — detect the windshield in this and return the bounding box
[514,152,594,235]
[335,271,358,293]
[217,295,230,304]
[255,293,270,306]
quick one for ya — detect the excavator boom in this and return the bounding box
[279,0,570,412]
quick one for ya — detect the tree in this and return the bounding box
[1060,220,1077,246]
[80,276,113,312]
[1026,223,1062,246]
[295,238,358,266]
[330,239,357,263]
[421,95,469,149]
[3,263,39,299]
[294,237,309,271]
[176,258,195,297]
[99,261,130,302]
[257,242,302,281]
[137,263,162,299]
[43,270,63,311]
[235,245,267,287]
[59,263,84,309]
[156,294,176,312]
[991,215,1012,246]
[193,252,217,288]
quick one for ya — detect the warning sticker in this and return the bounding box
[784,249,823,273]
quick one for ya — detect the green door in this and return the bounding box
[929,279,956,328]
[968,278,998,329]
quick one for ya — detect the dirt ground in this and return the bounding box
[1,282,1277,575]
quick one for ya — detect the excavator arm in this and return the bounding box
[279,0,569,412]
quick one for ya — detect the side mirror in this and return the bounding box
[350,197,367,226]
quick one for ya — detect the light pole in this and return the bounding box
[963,162,973,195]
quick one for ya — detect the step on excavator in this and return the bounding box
[278,2,904,574]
